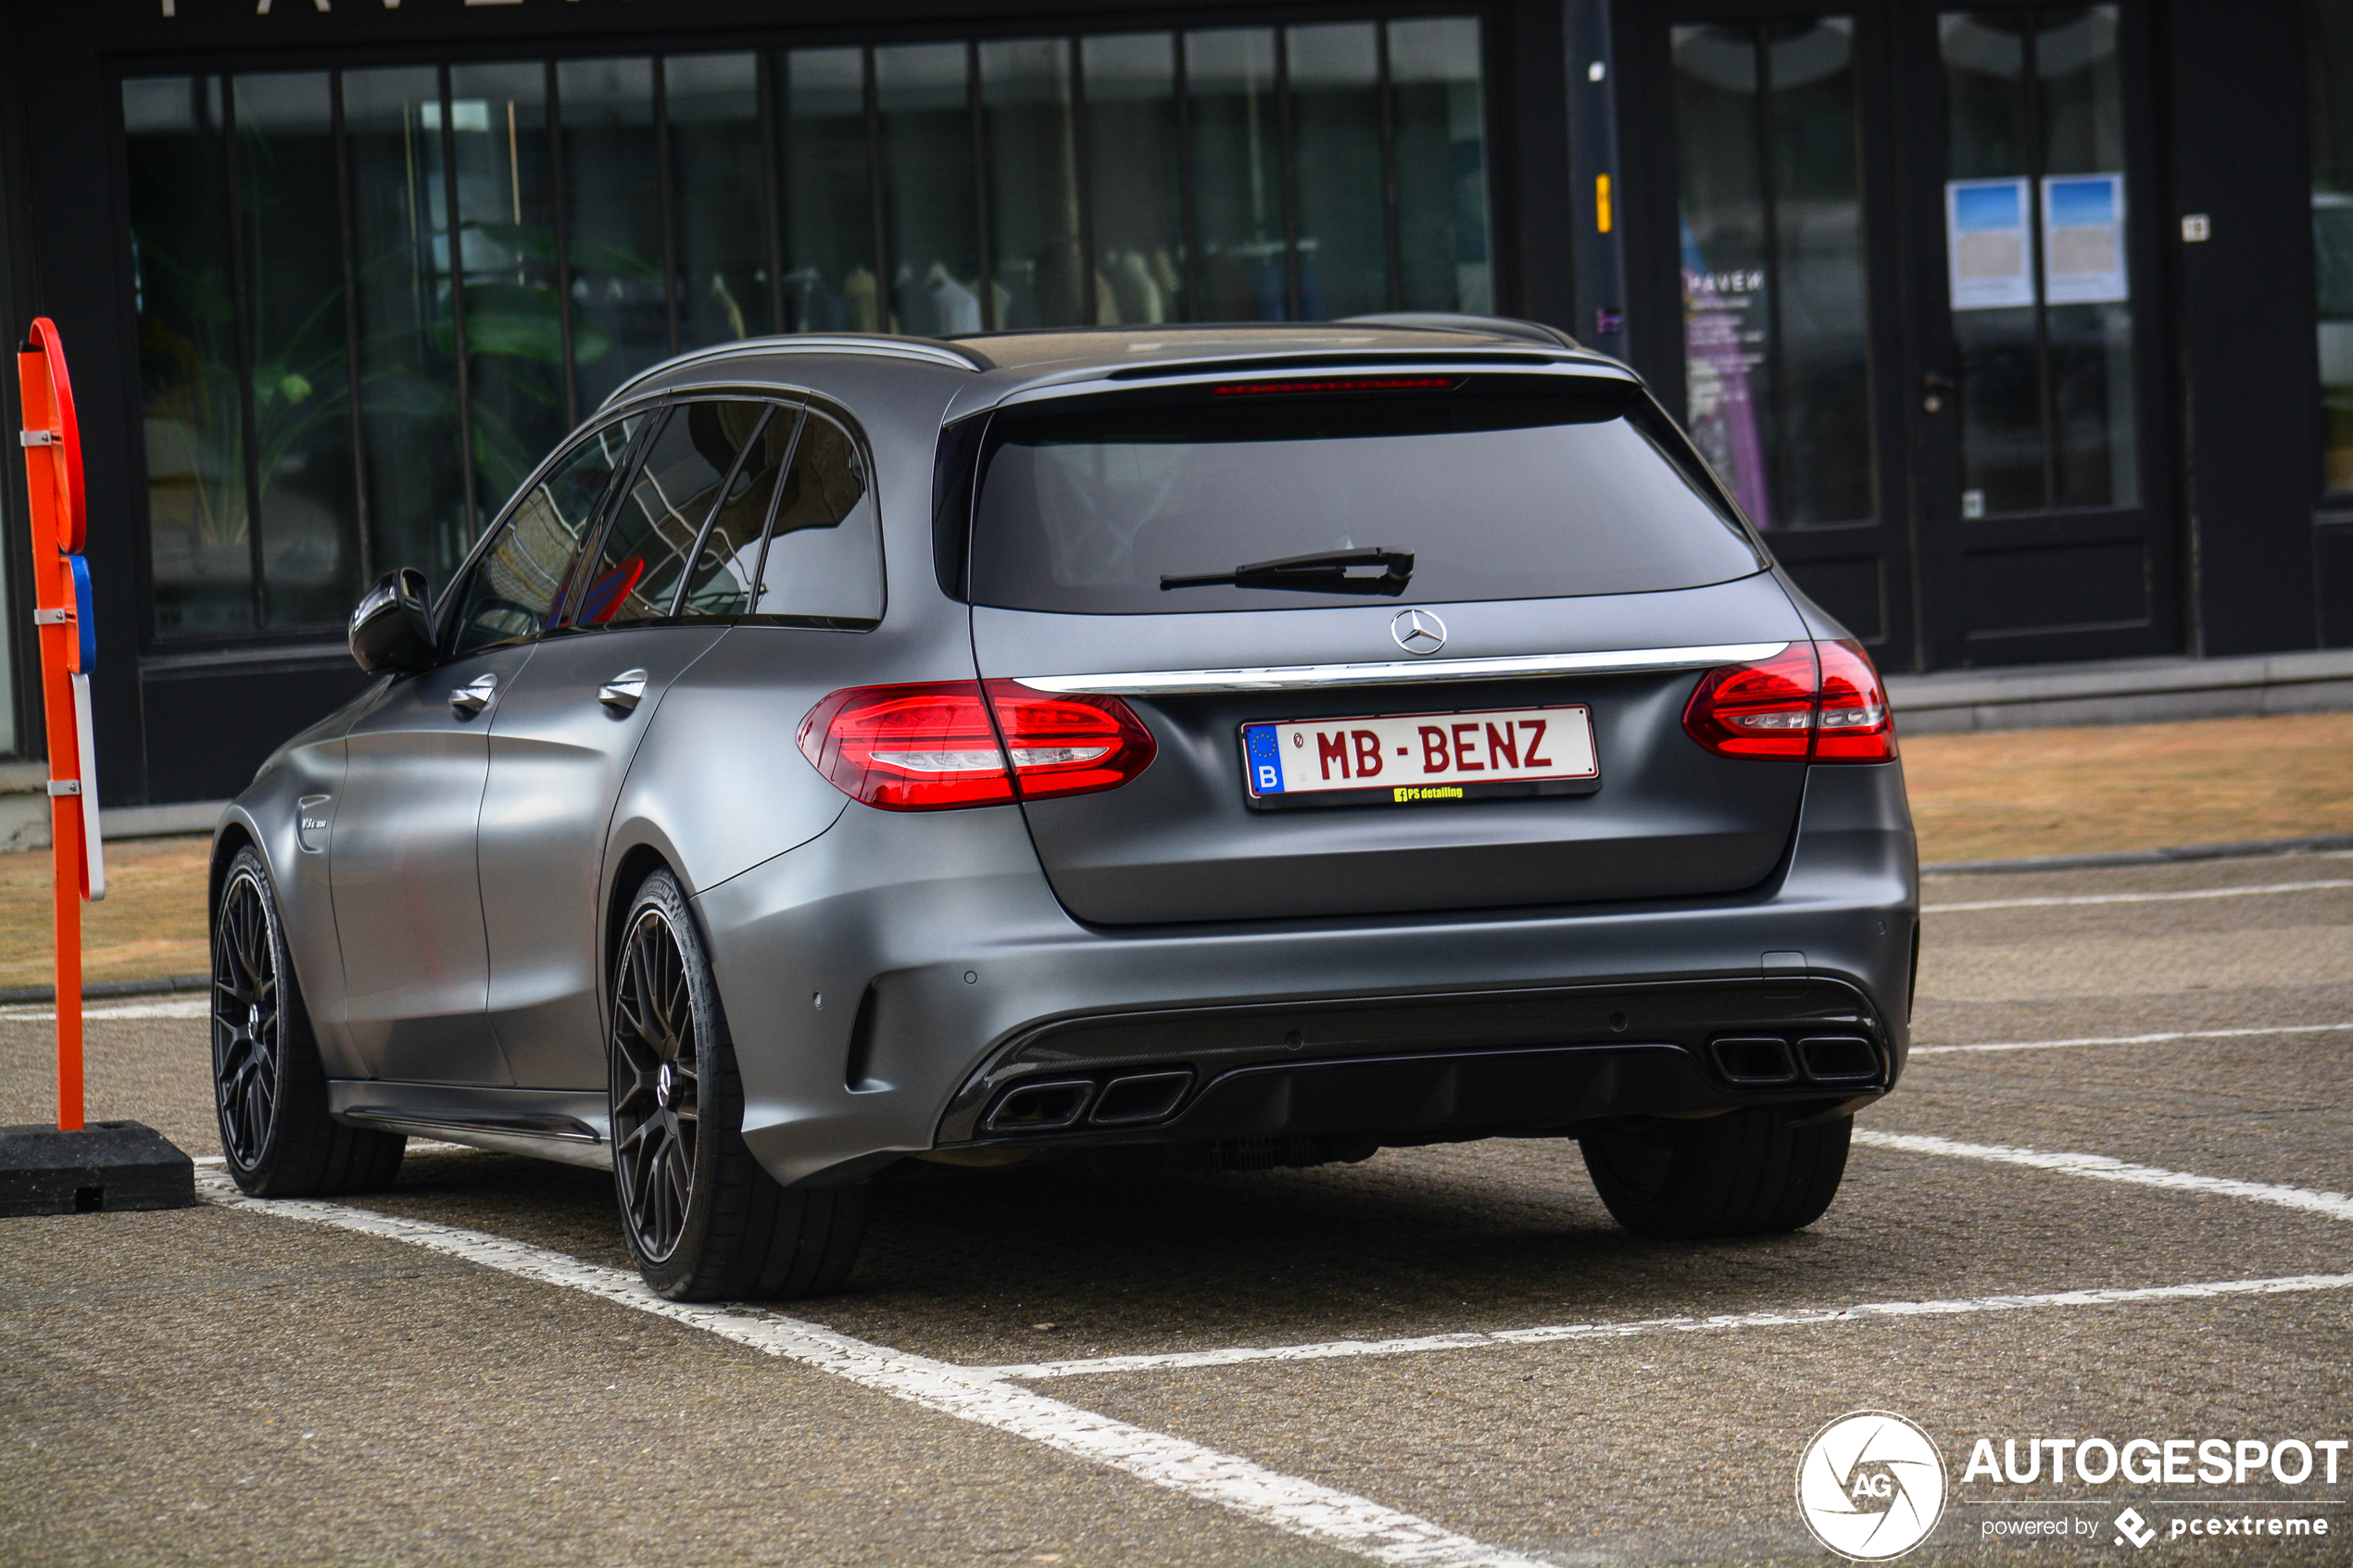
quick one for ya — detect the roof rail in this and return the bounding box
[599,333,991,408]
[1338,312,1584,351]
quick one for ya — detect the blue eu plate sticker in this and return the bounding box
[1244,725,1286,795]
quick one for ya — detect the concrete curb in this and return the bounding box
[1922,832,2353,877]
[1889,648,2353,734]
[0,973,210,1007]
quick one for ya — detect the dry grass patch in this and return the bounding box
[1904,710,2353,865]
[0,834,211,991]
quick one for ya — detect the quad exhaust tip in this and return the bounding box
[983,1069,1197,1135]
[1710,1034,1881,1086]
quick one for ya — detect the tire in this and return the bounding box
[1579,1109,1850,1241]
[609,868,868,1300]
[212,847,406,1197]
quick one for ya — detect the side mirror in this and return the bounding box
[350,568,437,674]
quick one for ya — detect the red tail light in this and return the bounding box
[798,681,1156,810]
[1681,639,1895,763]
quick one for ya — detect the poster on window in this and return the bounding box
[1946,178,2033,309]
[2042,173,2129,304]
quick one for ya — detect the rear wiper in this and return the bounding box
[1161,546,1415,596]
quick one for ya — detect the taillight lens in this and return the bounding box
[1681,638,1895,763]
[1812,638,1896,760]
[797,681,1155,810]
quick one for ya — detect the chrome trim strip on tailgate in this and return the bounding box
[1014,642,1788,696]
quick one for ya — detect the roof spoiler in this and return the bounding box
[1338,312,1583,351]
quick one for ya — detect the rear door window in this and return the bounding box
[678,401,801,618]
[569,399,773,627]
[446,414,646,657]
[967,378,1766,613]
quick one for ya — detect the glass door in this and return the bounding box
[1661,13,1910,659]
[1906,2,2176,665]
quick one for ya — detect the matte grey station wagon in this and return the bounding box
[210,317,1918,1299]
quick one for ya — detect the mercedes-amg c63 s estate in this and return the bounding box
[209,317,1918,1299]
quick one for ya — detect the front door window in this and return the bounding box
[1941,6,2138,518]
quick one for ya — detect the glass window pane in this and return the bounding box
[682,402,799,618]
[1286,23,1385,319]
[448,62,569,526]
[2038,6,2135,509]
[448,414,642,656]
[1673,25,1780,528]
[1082,33,1185,325]
[2313,0,2353,493]
[1942,12,2044,514]
[982,38,1083,329]
[233,72,359,628]
[756,410,883,621]
[1390,18,1492,314]
[126,75,251,636]
[1767,20,1873,526]
[667,54,772,348]
[344,66,469,592]
[876,43,982,336]
[579,399,767,625]
[780,47,877,332]
[559,58,666,412]
[1187,29,1286,321]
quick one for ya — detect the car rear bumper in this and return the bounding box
[695,760,1916,1185]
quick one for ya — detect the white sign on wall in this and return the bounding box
[1946,177,2033,310]
[2042,173,2129,304]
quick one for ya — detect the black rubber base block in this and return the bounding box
[0,1121,196,1217]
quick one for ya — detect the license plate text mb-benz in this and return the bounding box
[1240,705,1600,809]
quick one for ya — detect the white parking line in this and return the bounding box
[1923,878,2352,913]
[1910,1022,2353,1057]
[981,1273,2353,1381]
[192,1171,1545,1568]
[1851,1130,2353,1222]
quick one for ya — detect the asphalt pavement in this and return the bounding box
[2,850,2347,1566]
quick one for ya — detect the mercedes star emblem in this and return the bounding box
[1390,608,1447,656]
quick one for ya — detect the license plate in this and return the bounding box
[1240,705,1600,809]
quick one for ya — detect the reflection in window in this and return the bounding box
[1083,34,1185,325]
[449,415,641,656]
[1941,6,2137,516]
[448,62,568,522]
[345,67,468,591]
[1672,19,1873,530]
[2311,0,2353,495]
[1189,30,1288,320]
[756,411,884,621]
[560,58,667,412]
[682,404,799,618]
[1391,18,1493,314]
[126,76,252,634]
[1288,24,1386,320]
[983,39,1083,329]
[582,400,770,625]
[668,55,771,348]
[783,48,877,332]
[878,44,983,336]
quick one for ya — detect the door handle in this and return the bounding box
[598,669,648,712]
[449,671,497,717]
[1922,371,1956,414]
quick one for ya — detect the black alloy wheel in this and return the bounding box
[212,863,282,1169]
[606,867,870,1299]
[208,846,404,1197]
[611,903,700,1265]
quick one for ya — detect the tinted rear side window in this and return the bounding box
[968,381,1765,613]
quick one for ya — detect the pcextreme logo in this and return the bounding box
[1796,1410,1949,1561]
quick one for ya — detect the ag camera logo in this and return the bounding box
[1796,1411,1947,1561]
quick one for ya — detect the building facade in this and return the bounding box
[0,0,2346,809]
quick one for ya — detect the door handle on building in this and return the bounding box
[1921,371,1956,414]
[449,671,497,717]
[598,669,648,712]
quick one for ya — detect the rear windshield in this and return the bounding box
[966,379,1765,614]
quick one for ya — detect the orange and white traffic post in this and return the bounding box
[18,317,106,1133]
